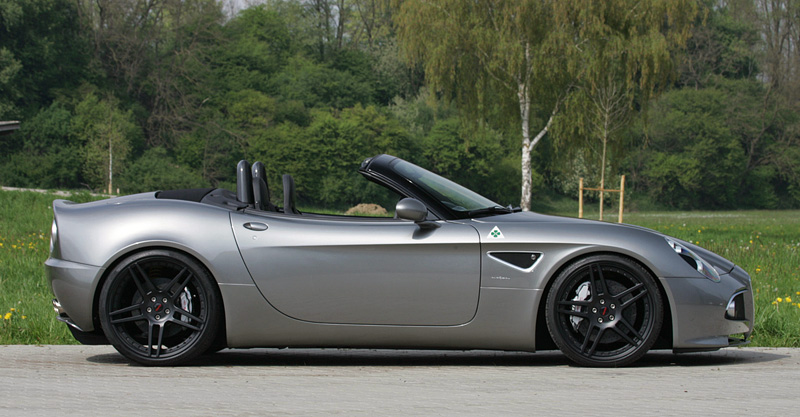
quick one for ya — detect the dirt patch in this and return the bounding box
[345,203,388,216]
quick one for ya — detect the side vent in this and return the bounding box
[488,252,541,271]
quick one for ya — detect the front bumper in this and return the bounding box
[45,257,103,332]
[662,265,754,350]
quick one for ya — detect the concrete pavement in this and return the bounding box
[0,345,797,416]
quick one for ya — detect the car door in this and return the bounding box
[230,211,480,326]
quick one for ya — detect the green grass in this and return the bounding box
[617,210,800,347]
[0,190,104,344]
[2,189,799,347]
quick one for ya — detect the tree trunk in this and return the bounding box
[519,82,557,211]
[518,83,532,211]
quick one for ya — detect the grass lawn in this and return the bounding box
[1,189,798,347]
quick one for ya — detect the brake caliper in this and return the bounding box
[570,282,591,331]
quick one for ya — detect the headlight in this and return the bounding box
[665,237,720,282]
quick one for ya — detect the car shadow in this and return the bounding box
[86,347,790,368]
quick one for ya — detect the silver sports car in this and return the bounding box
[46,154,754,367]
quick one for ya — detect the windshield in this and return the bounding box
[391,159,501,214]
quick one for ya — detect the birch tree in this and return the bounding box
[395,0,697,210]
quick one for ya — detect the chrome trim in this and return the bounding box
[52,298,65,315]
[52,299,86,331]
[725,290,748,320]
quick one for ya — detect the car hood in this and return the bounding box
[473,211,736,274]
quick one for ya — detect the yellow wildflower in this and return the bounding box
[10,308,15,312]
[777,297,783,303]
[756,268,761,272]
[3,312,10,320]
[787,297,793,303]
[21,316,26,319]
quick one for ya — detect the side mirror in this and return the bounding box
[396,198,439,229]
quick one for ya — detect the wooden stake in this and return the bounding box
[578,177,584,219]
[618,175,625,223]
[599,177,604,221]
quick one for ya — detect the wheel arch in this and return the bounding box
[91,243,228,349]
[534,250,673,351]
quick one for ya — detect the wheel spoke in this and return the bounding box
[610,323,640,346]
[589,265,608,296]
[130,263,156,296]
[169,317,202,332]
[585,327,605,356]
[617,317,644,341]
[557,308,589,318]
[110,314,146,325]
[165,267,189,296]
[147,322,154,357]
[170,276,195,304]
[558,299,591,307]
[620,288,648,310]
[579,323,596,353]
[175,308,205,325]
[614,282,644,299]
[154,324,165,358]
[109,303,144,317]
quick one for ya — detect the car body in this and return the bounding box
[46,154,754,366]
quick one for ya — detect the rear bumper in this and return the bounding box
[46,257,103,332]
[663,265,754,350]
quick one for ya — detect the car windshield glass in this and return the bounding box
[391,159,500,213]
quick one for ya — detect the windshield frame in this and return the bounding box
[359,154,506,220]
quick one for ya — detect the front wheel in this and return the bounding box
[545,255,663,367]
[99,250,221,366]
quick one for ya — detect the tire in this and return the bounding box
[99,249,221,366]
[545,254,663,367]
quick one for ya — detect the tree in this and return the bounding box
[395,0,698,211]
[0,0,89,119]
[554,0,698,215]
[73,92,140,193]
[395,1,564,211]
[78,0,224,146]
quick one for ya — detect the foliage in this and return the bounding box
[119,147,207,194]
[394,0,698,211]
[0,102,83,189]
[72,92,141,192]
[247,104,411,208]
[0,0,89,119]
[630,75,800,209]
[0,0,798,213]
[418,117,518,205]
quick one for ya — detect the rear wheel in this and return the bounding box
[99,250,221,366]
[545,255,663,367]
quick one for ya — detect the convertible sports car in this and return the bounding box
[46,154,754,367]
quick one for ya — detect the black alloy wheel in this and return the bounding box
[99,249,221,366]
[545,255,663,367]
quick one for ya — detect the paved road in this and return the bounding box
[0,346,797,416]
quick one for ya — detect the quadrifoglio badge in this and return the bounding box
[488,226,505,239]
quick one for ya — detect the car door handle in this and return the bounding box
[243,222,269,231]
